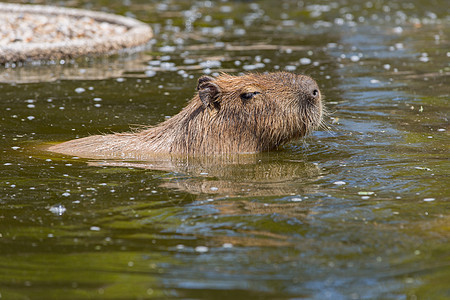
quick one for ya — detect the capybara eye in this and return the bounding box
[312,89,319,97]
[240,92,260,101]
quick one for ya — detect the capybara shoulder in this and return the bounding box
[48,72,323,159]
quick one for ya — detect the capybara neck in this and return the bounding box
[48,72,323,159]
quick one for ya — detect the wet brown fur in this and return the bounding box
[48,72,323,159]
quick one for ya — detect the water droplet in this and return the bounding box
[285,65,296,71]
[145,70,156,77]
[49,204,66,215]
[299,58,312,65]
[333,181,346,185]
[195,246,209,253]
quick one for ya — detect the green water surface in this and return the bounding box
[0,0,449,299]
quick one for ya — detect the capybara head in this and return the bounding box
[191,72,323,153]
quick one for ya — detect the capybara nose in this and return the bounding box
[299,76,321,105]
[310,87,321,103]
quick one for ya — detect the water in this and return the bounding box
[1,0,449,299]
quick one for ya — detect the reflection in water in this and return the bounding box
[0,52,152,83]
[87,153,322,197]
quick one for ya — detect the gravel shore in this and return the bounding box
[0,3,153,63]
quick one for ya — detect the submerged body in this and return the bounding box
[48,72,323,159]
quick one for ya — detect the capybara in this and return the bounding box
[48,72,323,159]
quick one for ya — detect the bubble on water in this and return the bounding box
[210,187,219,191]
[160,62,176,71]
[370,79,380,84]
[62,192,70,197]
[195,246,209,253]
[291,197,302,202]
[159,45,176,52]
[27,116,35,120]
[334,18,345,25]
[419,55,429,62]
[423,198,435,202]
[49,204,66,215]
[327,43,337,48]
[75,87,85,93]
[333,181,346,185]
[234,28,246,35]
[223,243,233,248]
[358,191,375,195]
[414,167,431,171]
[220,6,232,13]
[437,128,445,132]
[393,26,403,34]
[176,244,185,250]
[149,60,161,67]
[383,64,391,70]
[200,60,221,69]
[4,163,12,166]
[90,226,101,231]
[350,55,360,62]
[299,58,312,65]
[11,146,20,150]
[243,63,265,70]
[183,58,196,64]
[27,104,35,108]
[285,65,296,71]
[282,20,296,26]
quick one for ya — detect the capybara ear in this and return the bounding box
[196,75,214,91]
[198,81,221,109]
